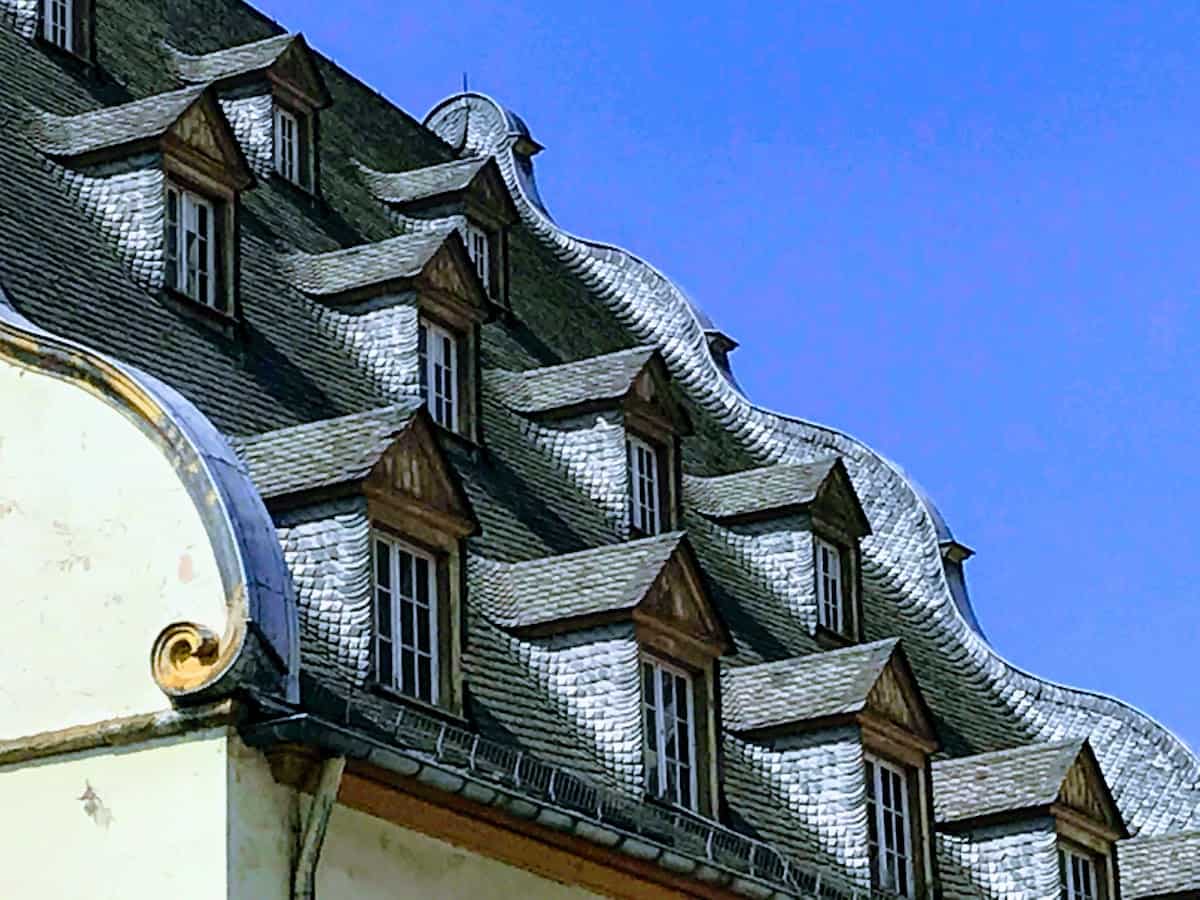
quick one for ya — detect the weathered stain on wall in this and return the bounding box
[0,357,226,739]
[0,729,231,899]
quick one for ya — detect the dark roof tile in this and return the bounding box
[487,346,657,416]
[723,639,900,732]
[932,739,1087,825]
[229,400,422,497]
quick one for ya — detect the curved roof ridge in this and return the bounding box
[421,91,1200,835]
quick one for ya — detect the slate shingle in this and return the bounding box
[932,739,1086,826]
[487,346,657,416]
[723,639,899,732]
[230,400,422,498]
[683,458,839,521]
[474,531,687,630]
[1119,829,1200,898]
[284,224,459,297]
[31,85,206,157]
[360,156,490,205]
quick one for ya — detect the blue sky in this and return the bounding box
[252,0,1200,749]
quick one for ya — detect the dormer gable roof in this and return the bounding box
[932,739,1127,837]
[169,33,332,109]
[474,532,731,655]
[487,346,692,434]
[360,156,518,225]
[723,639,936,748]
[31,87,252,187]
[229,401,476,536]
[684,457,871,535]
[283,224,490,314]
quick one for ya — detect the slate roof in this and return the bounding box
[361,156,491,205]
[932,739,1087,825]
[1119,830,1200,898]
[284,224,460,297]
[4,0,1199,895]
[723,639,899,732]
[684,458,843,520]
[230,400,423,498]
[487,345,658,415]
[169,32,296,83]
[474,531,688,630]
[30,86,207,157]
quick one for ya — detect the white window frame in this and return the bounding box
[1060,846,1100,900]
[465,222,490,291]
[418,318,460,432]
[815,535,846,635]
[627,433,661,535]
[641,655,698,811]
[865,753,915,898]
[372,531,439,705]
[43,0,72,51]
[274,105,301,185]
[165,183,218,309]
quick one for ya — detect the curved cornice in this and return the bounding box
[0,289,297,704]
[423,92,1200,836]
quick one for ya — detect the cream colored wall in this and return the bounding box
[316,801,604,900]
[224,738,604,899]
[0,728,231,900]
[0,358,227,739]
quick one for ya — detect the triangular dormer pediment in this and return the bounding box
[461,159,518,226]
[365,409,477,539]
[812,459,871,538]
[624,354,692,437]
[418,235,491,322]
[862,645,938,749]
[267,36,332,110]
[1056,743,1126,837]
[163,92,253,190]
[635,537,731,658]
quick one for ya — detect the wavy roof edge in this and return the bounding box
[420,90,1200,834]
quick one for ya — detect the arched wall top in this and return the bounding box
[0,285,297,704]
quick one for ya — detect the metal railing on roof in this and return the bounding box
[309,683,904,900]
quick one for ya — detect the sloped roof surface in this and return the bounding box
[487,346,657,415]
[31,86,205,157]
[4,0,1199,893]
[230,400,422,498]
[361,156,491,205]
[723,639,899,732]
[932,739,1086,825]
[1119,830,1200,898]
[683,458,839,520]
[284,224,458,296]
[474,531,686,629]
[170,32,296,82]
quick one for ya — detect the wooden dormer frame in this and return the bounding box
[362,410,477,717]
[623,355,691,534]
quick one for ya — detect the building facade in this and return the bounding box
[0,1,1197,897]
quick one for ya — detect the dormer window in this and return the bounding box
[642,654,697,810]
[43,0,71,50]
[815,534,855,639]
[359,156,518,308]
[168,35,330,192]
[274,105,300,184]
[373,532,439,704]
[465,222,491,291]
[627,433,663,536]
[418,317,461,432]
[866,753,916,896]
[1061,846,1102,900]
[165,183,222,311]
